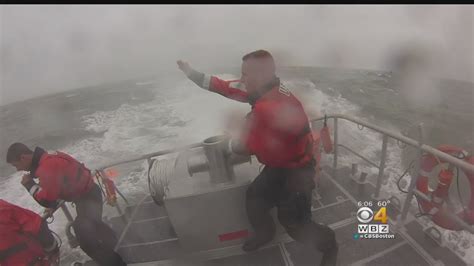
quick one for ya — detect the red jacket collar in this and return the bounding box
[248,77,280,106]
[30,147,46,178]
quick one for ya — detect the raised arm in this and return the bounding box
[177,60,249,103]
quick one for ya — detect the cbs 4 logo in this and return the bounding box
[357,207,387,224]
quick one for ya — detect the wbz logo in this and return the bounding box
[357,206,389,234]
[358,224,390,234]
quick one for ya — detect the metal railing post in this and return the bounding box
[60,204,74,222]
[333,117,339,172]
[400,124,424,222]
[60,204,79,248]
[373,135,388,199]
[310,115,474,174]
[116,203,128,224]
[413,189,474,234]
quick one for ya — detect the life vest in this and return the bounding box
[31,147,94,202]
[242,81,315,168]
[0,200,50,266]
[205,76,316,168]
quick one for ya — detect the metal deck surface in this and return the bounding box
[94,166,467,266]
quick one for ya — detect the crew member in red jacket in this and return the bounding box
[0,199,59,266]
[6,143,126,266]
[177,50,338,266]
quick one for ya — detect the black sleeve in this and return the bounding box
[22,179,59,208]
[39,200,60,209]
[187,69,205,88]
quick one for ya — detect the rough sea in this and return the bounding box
[1,67,473,265]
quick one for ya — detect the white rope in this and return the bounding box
[148,157,177,203]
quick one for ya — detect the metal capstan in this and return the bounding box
[148,135,251,205]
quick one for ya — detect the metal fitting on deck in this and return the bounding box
[187,135,250,183]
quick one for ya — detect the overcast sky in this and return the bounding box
[1,5,472,105]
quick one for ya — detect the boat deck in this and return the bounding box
[97,165,466,266]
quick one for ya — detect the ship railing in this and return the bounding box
[310,114,474,234]
[47,113,474,248]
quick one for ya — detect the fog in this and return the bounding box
[1,5,473,105]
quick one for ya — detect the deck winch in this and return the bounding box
[187,135,251,182]
[147,135,261,252]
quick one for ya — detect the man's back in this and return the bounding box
[31,148,93,203]
[242,84,313,168]
[0,199,46,266]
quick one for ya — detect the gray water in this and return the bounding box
[0,77,160,176]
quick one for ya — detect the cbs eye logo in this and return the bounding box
[357,207,387,224]
[357,207,373,223]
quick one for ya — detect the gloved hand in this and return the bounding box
[177,60,193,76]
[219,136,234,157]
[177,60,207,89]
[21,173,33,185]
[223,137,253,157]
[43,208,55,218]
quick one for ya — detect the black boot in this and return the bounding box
[320,242,338,266]
[242,235,273,252]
